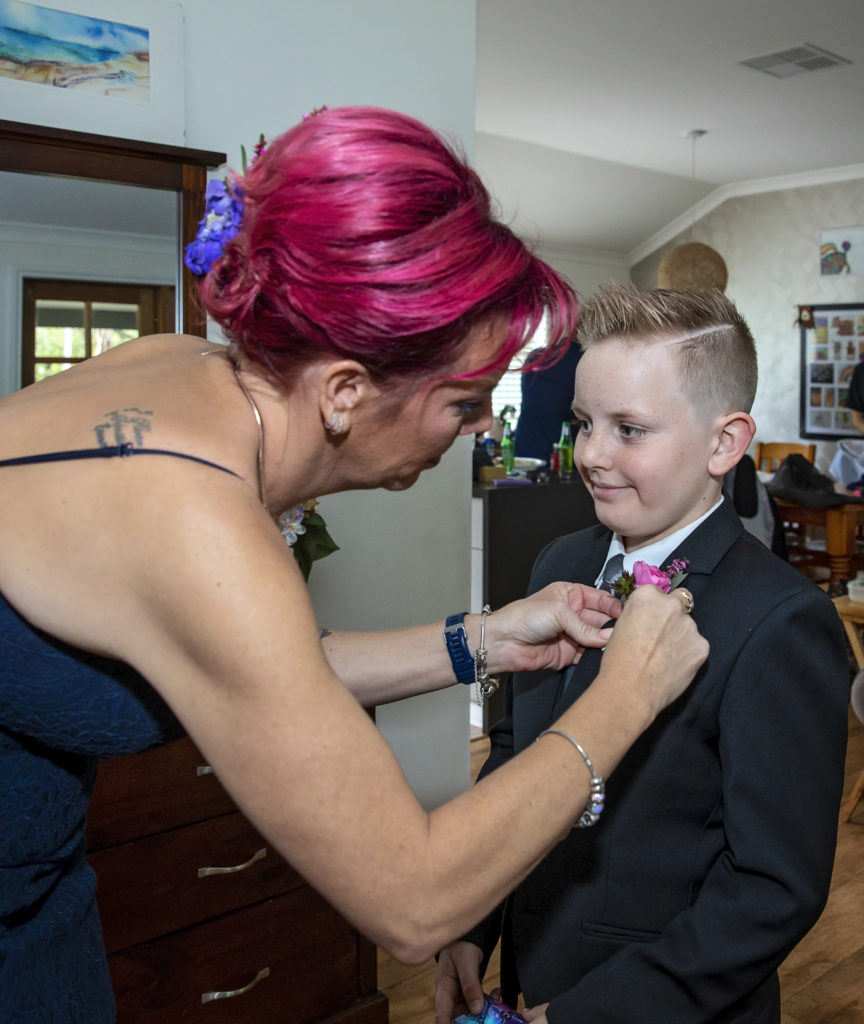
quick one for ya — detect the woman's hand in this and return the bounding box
[321,581,618,706]
[596,584,708,720]
[481,582,620,675]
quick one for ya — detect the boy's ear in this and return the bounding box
[708,412,756,477]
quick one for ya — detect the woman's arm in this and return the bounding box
[320,584,621,706]
[123,504,704,961]
[18,469,706,966]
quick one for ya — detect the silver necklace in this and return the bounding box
[230,361,269,514]
[203,349,299,545]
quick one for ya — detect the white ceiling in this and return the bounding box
[474,0,864,261]
[0,171,177,237]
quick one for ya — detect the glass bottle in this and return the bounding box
[558,421,574,476]
[500,422,516,474]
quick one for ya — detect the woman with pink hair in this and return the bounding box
[0,106,706,1020]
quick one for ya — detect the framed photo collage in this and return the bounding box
[800,303,864,440]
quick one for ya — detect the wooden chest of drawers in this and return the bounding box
[87,737,388,1023]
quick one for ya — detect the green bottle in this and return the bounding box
[500,422,516,474]
[558,421,574,475]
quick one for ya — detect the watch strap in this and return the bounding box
[443,612,475,685]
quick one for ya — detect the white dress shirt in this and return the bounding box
[594,495,724,588]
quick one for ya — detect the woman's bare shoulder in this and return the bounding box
[0,417,265,654]
[0,338,244,480]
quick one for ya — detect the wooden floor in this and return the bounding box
[381,710,864,1023]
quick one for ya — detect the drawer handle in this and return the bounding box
[201,966,270,1003]
[196,765,214,776]
[198,847,267,878]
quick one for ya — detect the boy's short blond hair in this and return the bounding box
[577,283,758,415]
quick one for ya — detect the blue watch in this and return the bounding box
[443,612,475,685]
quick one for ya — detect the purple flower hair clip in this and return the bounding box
[183,178,244,277]
[184,133,269,278]
[183,109,323,277]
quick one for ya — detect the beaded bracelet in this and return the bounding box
[537,728,606,828]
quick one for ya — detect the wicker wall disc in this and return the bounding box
[657,242,728,292]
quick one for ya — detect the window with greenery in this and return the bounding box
[21,279,174,387]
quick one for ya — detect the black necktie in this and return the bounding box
[556,552,624,712]
[599,552,624,592]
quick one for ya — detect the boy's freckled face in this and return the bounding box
[572,337,721,552]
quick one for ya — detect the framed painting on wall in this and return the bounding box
[0,0,185,145]
[820,227,864,277]
[800,302,864,439]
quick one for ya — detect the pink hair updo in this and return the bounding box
[199,106,579,385]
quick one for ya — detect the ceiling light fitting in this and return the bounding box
[657,128,728,293]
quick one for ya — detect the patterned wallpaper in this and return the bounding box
[631,179,864,472]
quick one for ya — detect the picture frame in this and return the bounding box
[799,302,864,439]
[820,227,864,277]
[0,0,185,145]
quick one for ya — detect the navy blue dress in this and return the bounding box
[0,445,238,1022]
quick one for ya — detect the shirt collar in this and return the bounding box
[596,495,723,587]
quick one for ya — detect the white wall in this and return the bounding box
[181,0,477,174]
[178,0,479,809]
[630,178,864,474]
[537,244,632,302]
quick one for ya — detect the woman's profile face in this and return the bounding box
[350,322,509,492]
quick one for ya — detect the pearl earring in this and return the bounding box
[325,411,345,435]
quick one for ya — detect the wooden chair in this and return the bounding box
[753,441,824,573]
[753,441,816,473]
[832,596,864,823]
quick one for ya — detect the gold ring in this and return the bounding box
[676,588,694,615]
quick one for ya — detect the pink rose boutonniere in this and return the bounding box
[612,558,689,603]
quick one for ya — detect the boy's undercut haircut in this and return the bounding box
[578,282,758,414]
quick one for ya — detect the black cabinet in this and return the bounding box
[473,478,598,729]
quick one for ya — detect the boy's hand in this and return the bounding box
[482,582,620,674]
[522,1004,549,1023]
[434,941,484,1024]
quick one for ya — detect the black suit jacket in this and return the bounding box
[464,499,849,1023]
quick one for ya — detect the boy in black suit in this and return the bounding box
[436,284,849,1024]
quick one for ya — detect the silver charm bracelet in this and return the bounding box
[537,728,606,828]
[473,604,500,703]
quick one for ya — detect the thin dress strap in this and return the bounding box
[0,443,242,480]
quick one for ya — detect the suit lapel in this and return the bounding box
[549,499,745,720]
[665,495,745,587]
[552,645,606,718]
[515,533,611,745]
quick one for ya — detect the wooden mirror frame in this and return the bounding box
[0,119,226,337]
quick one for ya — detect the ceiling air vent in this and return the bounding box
[739,43,852,78]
